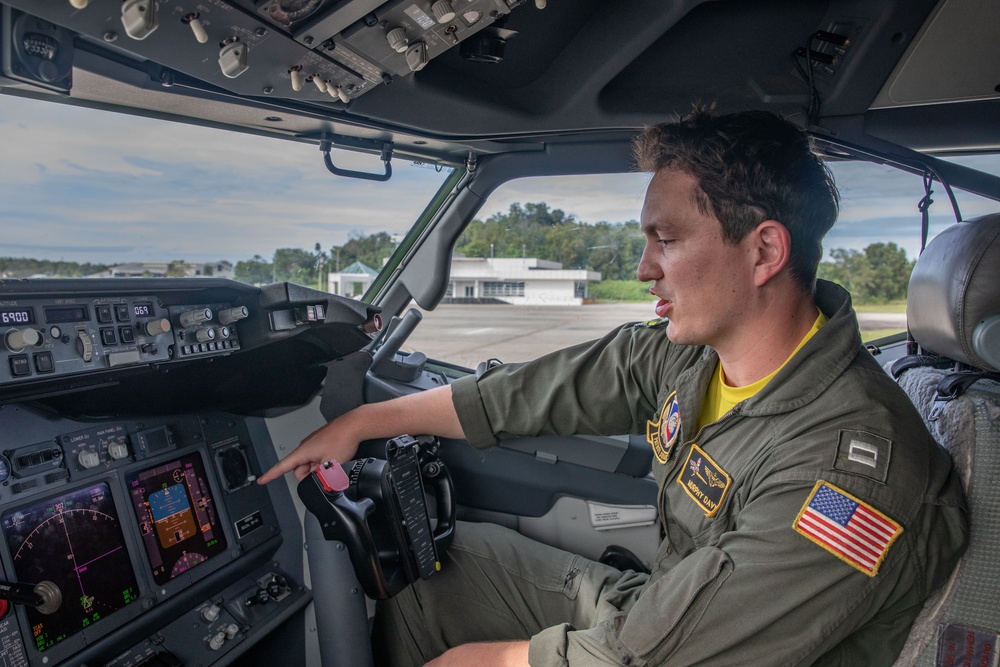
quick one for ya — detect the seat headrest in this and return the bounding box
[907,213,1000,371]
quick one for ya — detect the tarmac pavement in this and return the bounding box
[404,303,906,369]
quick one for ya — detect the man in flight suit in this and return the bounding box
[259,109,967,666]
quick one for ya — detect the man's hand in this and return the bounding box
[256,416,361,484]
[425,641,530,667]
[257,386,466,485]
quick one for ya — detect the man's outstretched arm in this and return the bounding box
[257,385,465,484]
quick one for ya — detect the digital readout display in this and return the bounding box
[1,483,140,653]
[133,302,152,317]
[126,453,228,585]
[43,305,89,324]
[0,307,35,325]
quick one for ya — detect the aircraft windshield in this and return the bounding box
[0,93,455,291]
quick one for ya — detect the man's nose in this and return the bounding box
[636,245,660,282]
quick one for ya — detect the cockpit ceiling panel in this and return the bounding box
[871,0,1000,108]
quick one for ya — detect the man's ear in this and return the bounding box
[751,220,791,287]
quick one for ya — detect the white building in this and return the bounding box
[446,257,600,306]
[89,261,234,279]
[327,261,379,298]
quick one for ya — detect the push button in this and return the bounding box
[100,327,118,346]
[119,326,136,344]
[34,351,55,373]
[9,355,30,377]
[96,305,113,324]
[115,304,131,322]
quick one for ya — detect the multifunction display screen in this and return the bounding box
[1,483,140,653]
[126,453,227,585]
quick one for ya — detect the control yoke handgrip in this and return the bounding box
[424,461,455,553]
[296,467,389,600]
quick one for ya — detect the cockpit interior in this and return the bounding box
[0,0,998,665]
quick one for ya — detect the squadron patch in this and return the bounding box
[676,444,730,517]
[793,481,903,577]
[647,392,681,464]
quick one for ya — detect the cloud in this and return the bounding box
[2,93,999,268]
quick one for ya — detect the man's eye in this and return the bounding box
[657,239,673,247]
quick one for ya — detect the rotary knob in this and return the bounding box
[218,306,248,325]
[108,442,129,460]
[405,41,429,72]
[214,326,231,340]
[386,27,408,53]
[4,328,40,352]
[179,308,212,328]
[144,318,171,336]
[195,328,216,343]
[432,1,455,23]
[78,450,100,469]
[201,604,221,623]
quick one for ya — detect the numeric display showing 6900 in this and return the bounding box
[0,307,35,325]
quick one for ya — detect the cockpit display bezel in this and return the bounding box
[123,448,235,595]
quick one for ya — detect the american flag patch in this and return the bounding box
[793,481,903,577]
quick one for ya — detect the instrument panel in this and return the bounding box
[0,293,244,387]
[0,408,306,667]
[0,277,380,666]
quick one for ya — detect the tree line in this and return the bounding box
[232,202,913,304]
[0,257,108,278]
[0,203,911,305]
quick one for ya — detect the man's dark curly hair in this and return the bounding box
[633,108,840,293]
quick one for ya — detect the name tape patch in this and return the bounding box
[793,481,902,577]
[676,444,731,517]
[647,391,681,464]
[936,623,997,667]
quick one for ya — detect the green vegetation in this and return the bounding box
[854,302,907,313]
[455,203,644,280]
[817,243,913,304]
[0,257,108,278]
[589,280,653,303]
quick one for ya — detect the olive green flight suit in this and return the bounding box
[374,281,967,666]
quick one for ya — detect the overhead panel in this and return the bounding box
[0,0,524,104]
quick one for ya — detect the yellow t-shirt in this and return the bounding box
[697,311,829,431]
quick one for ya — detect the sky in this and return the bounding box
[2,92,998,266]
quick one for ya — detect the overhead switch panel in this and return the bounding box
[1,0,525,103]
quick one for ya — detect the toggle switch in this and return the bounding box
[309,75,328,93]
[288,66,304,91]
[182,12,208,44]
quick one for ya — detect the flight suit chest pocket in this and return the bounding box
[663,444,736,546]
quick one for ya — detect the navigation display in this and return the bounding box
[126,453,227,584]
[1,483,140,653]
